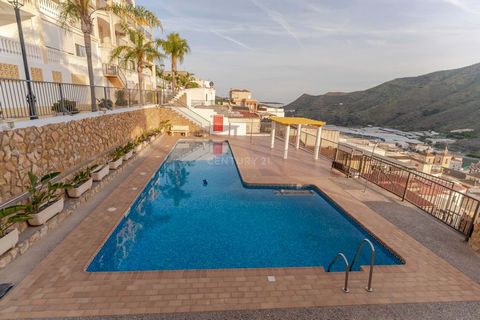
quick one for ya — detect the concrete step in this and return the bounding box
[159,108,205,136]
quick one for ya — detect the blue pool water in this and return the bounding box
[87,141,403,272]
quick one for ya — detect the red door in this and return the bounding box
[213,115,223,132]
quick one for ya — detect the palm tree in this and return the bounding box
[111,28,164,104]
[111,3,162,31]
[59,2,161,111]
[158,33,190,94]
[58,0,102,111]
[177,72,199,89]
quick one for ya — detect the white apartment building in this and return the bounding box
[0,0,156,90]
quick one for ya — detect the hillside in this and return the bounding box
[285,63,480,133]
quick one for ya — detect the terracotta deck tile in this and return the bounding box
[0,136,479,318]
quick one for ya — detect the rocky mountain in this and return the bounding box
[285,63,480,133]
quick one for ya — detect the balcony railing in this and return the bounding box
[47,47,89,67]
[191,100,216,107]
[0,35,42,61]
[0,78,173,120]
[39,0,60,18]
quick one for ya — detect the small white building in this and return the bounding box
[185,87,216,107]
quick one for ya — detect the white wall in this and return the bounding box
[185,88,216,107]
[180,106,248,136]
[217,117,247,136]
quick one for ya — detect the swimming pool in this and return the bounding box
[87,140,403,272]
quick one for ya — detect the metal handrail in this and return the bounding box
[171,106,211,131]
[326,252,350,293]
[349,238,375,292]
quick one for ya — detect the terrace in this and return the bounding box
[0,132,479,319]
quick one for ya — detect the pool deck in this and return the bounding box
[0,135,479,319]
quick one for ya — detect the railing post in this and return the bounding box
[401,172,412,201]
[103,86,107,110]
[330,144,339,170]
[128,89,131,107]
[465,202,480,241]
[58,83,65,114]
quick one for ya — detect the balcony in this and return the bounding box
[102,63,126,88]
[0,35,42,61]
[38,0,60,19]
[46,47,87,67]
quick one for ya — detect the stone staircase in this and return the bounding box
[164,90,211,136]
[159,108,206,137]
[168,90,188,107]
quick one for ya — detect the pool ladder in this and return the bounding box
[326,238,376,293]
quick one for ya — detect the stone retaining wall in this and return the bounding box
[0,107,195,203]
[0,136,159,269]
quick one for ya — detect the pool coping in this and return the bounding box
[85,138,404,273]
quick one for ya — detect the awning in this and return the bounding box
[270,117,326,127]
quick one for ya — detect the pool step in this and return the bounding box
[274,189,314,196]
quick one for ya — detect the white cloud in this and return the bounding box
[442,0,480,14]
[210,30,252,50]
[250,0,303,47]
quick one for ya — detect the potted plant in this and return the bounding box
[115,90,128,106]
[135,133,149,152]
[109,147,124,170]
[51,99,80,114]
[159,120,170,134]
[147,130,157,143]
[98,98,113,110]
[67,165,97,198]
[92,163,109,182]
[26,172,68,226]
[134,137,143,153]
[123,142,135,160]
[0,205,29,256]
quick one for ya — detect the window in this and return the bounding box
[75,44,86,57]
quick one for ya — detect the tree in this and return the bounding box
[111,28,164,104]
[58,0,102,111]
[158,33,190,93]
[177,72,199,89]
[59,2,161,111]
[110,3,162,30]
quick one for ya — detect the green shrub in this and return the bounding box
[110,146,125,161]
[70,165,98,187]
[98,99,113,110]
[0,205,29,237]
[24,171,69,214]
[52,99,79,114]
[115,90,128,106]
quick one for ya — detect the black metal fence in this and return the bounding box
[272,122,479,238]
[333,146,480,239]
[0,78,175,119]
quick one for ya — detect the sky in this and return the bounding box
[138,0,480,103]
